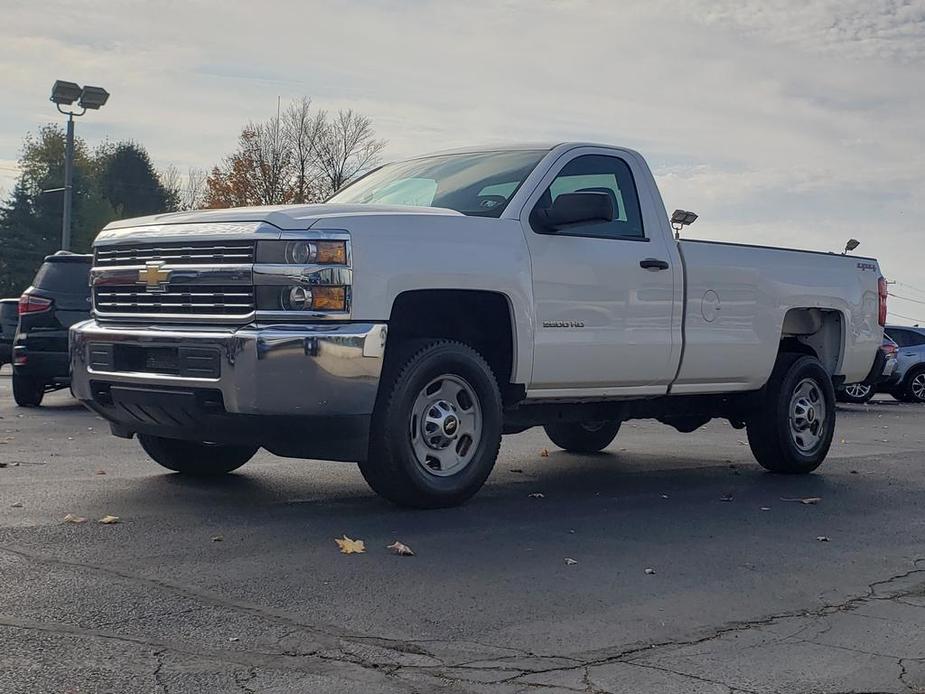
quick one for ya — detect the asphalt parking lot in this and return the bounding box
[1,368,925,694]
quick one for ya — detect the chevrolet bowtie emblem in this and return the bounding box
[137,261,171,292]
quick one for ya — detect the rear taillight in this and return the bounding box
[18,294,53,316]
[878,277,888,327]
[882,342,897,356]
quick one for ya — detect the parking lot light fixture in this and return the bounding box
[50,80,82,105]
[49,80,110,252]
[78,86,109,110]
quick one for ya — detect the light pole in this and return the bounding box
[49,80,109,251]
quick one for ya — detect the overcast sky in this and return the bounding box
[1,0,924,323]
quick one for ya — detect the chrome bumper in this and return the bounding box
[70,320,387,417]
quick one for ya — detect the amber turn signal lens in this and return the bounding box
[311,286,347,310]
[314,241,347,265]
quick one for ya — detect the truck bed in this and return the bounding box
[672,238,882,394]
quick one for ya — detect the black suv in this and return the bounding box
[0,298,19,367]
[12,252,92,406]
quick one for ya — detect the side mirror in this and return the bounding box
[533,192,614,233]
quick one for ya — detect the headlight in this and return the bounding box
[257,285,348,312]
[256,240,347,265]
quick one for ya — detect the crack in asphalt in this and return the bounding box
[2,542,924,693]
[152,648,169,694]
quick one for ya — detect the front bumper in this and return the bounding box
[70,320,387,461]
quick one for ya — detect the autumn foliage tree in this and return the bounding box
[205,98,385,208]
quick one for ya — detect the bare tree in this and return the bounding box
[312,109,386,196]
[246,117,293,205]
[160,165,208,211]
[283,97,326,203]
[205,99,387,208]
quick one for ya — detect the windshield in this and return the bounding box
[328,149,548,217]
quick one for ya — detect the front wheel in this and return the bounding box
[747,354,835,474]
[544,420,621,453]
[360,340,502,508]
[836,383,874,404]
[901,367,925,404]
[12,374,45,407]
[138,435,257,476]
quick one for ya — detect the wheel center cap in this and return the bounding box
[443,415,459,437]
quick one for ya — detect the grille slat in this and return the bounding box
[94,284,255,317]
[95,241,255,267]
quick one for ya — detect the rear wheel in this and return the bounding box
[138,435,257,476]
[544,420,621,453]
[360,340,502,508]
[836,383,874,404]
[12,374,45,407]
[901,367,925,404]
[747,353,835,474]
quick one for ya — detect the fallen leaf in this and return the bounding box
[10,502,23,508]
[211,535,224,542]
[510,468,524,474]
[528,492,545,499]
[98,515,121,524]
[95,469,106,475]
[540,449,550,458]
[228,637,239,642]
[850,470,859,475]
[63,514,87,524]
[564,558,578,566]
[816,535,830,542]
[387,541,415,556]
[720,494,734,502]
[660,494,670,499]
[760,506,771,511]
[780,497,821,505]
[335,536,366,554]
[644,568,656,575]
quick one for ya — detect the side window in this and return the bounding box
[887,329,910,347]
[532,154,644,239]
[906,331,925,347]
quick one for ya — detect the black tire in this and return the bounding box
[835,383,874,404]
[747,353,835,474]
[138,435,257,476]
[360,340,502,509]
[12,374,45,407]
[900,366,925,404]
[544,420,621,453]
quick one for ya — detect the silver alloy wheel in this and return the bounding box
[844,384,872,399]
[789,377,827,453]
[409,374,482,477]
[913,373,925,401]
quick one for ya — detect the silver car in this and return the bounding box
[884,325,925,403]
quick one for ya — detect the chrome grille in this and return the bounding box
[95,241,255,267]
[94,285,255,317]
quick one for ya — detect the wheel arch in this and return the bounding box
[385,289,522,402]
[779,307,846,375]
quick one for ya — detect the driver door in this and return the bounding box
[522,149,680,396]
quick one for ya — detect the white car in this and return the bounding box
[70,143,886,507]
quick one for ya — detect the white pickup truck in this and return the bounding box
[70,143,887,507]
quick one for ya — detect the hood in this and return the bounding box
[101,203,463,232]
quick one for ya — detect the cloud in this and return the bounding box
[0,0,922,320]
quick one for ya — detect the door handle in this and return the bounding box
[640,258,670,271]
